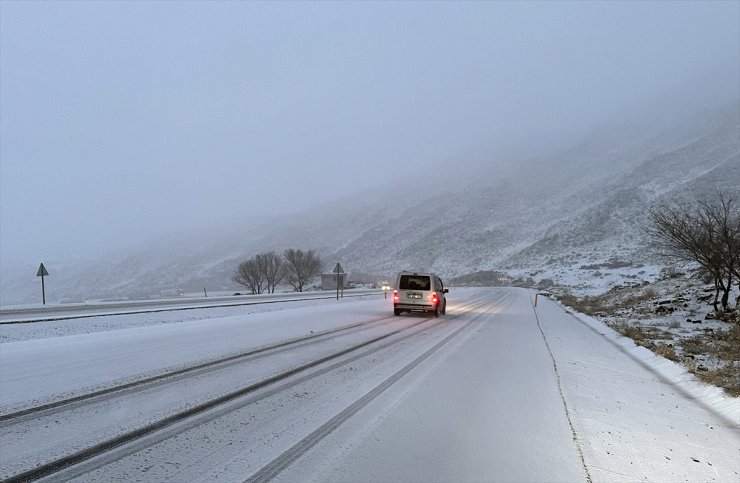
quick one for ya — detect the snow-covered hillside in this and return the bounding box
[345,101,739,282]
[1,101,738,305]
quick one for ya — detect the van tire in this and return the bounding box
[394,308,401,316]
[433,305,439,317]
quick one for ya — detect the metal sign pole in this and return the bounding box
[36,263,49,305]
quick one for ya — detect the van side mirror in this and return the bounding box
[443,288,449,293]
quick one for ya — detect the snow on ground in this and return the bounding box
[1,288,737,482]
[554,273,740,396]
[537,293,739,482]
[507,263,663,297]
[0,295,384,411]
[0,292,378,343]
[277,289,738,482]
[276,288,587,483]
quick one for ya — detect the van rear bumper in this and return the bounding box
[394,303,435,311]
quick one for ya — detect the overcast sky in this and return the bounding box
[1,1,739,265]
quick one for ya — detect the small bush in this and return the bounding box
[654,343,680,362]
[609,322,672,346]
[610,322,649,344]
[560,288,658,317]
[679,324,740,396]
[693,364,740,397]
[720,310,738,324]
[680,324,740,361]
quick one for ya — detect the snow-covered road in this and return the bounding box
[0,288,737,482]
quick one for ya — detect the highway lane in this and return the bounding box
[2,288,736,482]
[274,288,587,482]
[58,288,588,482]
[0,289,380,324]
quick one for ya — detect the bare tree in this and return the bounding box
[257,251,284,294]
[283,248,322,292]
[646,193,739,312]
[701,194,740,308]
[233,257,265,295]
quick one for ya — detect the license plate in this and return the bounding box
[408,293,422,299]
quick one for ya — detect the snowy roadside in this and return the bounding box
[535,294,739,482]
[554,274,739,397]
[0,294,381,343]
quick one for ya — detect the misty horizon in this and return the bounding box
[2,1,739,267]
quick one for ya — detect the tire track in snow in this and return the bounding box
[244,290,512,483]
[0,313,399,425]
[2,293,493,482]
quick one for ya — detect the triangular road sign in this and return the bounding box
[37,263,49,277]
[332,262,344,274]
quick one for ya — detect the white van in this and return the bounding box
[393,271,448,317]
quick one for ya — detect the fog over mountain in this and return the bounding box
[1,2,739,304]
[2,99,738,304]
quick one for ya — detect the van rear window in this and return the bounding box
[399,275,431,291]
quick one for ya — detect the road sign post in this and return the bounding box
[36,263,49,305]
[332,262,344,301]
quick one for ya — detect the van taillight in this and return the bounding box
[393,290,399,302]
[431,292,438,304]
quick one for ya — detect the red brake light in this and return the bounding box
[431,292,438,304]
[393,290,399,302]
